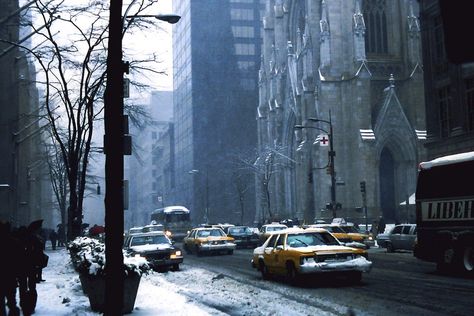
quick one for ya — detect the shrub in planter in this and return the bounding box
[68,237,150,313]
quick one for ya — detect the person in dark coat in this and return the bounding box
[49,229,58,250]
[56,224,66,247]
[16,225,45,315]
[0,221,21,316]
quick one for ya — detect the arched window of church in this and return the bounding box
[363,0,388,54]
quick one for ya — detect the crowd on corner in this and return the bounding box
[0,221,65,316]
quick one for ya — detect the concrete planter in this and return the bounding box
[79,273,141,314]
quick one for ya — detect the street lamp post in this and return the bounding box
[295,111,338,219]
[104,3,179,314]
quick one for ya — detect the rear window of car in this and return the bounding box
[267,226,286,232]
[229,227,251,234]
[130,235,170,246]
[197,229,224,237]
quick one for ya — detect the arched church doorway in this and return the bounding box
[379,147,396,222]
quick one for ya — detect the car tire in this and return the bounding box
[386,242,394,253]
[227,250,234,255]
[171,264,180,272]
[184,244,191,254]
[259,260,270,280]
[195,245,202,256]
[347,271,362,283]
[460,245,474,275]
[285,261,299,285]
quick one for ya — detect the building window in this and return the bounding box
[232,26,255,38]
[466,78,474,131]
[363,0,388,55]
[438,86,451,137]
[235,43,255,55]
[230,8,254,20]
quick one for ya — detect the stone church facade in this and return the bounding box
[256,0,426,224]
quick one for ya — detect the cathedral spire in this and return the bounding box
[320,0,331,68]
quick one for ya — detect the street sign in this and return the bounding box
[318,134,329,146]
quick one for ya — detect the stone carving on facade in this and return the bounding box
[353,0,366,37]
[407,0,420,38]
[319,0,330,42]
[274,0,284,18]
[301,21,314,93]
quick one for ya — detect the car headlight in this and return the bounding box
[300,256,315,265]
[165,230,172,237]
[170,250,182,258]
[134,253,145,258]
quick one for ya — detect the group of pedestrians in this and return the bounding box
[0,221,50,316]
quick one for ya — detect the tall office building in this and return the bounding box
[171,0,264,225]
[0,0,52,228]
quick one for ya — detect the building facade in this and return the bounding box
[418,0,474,159]
[171,0,264,225]
[127,91,174,228]
[0,0,52,228]
[257,0,426,225]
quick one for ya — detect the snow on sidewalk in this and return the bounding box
[34,248,212,315]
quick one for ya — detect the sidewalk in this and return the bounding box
[33,247,210,315]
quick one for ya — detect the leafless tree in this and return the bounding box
[236,144,290,223]
[0,0,164,239]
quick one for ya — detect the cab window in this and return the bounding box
[276,234,285,247]
[266,234,278,248]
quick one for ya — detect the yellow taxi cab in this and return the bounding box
[183,227,236,256]
[258,223,288,245]
[338,225,375,248]
[251,227,372,283]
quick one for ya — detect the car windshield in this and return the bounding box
[267,226,286,232]
[130,235,170,246]
[229,227,251,234]
[197,229,224,237]
[287,232,340,247]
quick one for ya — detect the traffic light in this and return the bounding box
[360,181,366,194]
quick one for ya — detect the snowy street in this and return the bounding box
[30,245,474,316]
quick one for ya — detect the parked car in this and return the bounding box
[224,226,260,249]
[251,227,372,283]
[377,224,417,252]
[123,231,183,271]
[183,227,236,255]
[258,223,288,245]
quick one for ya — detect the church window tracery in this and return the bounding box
[363,0,388,54]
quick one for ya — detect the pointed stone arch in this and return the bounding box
[373,77,419,222]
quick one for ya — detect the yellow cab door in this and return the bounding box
[264,234,286,274]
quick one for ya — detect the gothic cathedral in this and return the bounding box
[256,0,426,224]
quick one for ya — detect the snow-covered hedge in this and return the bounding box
[68,236,150,277]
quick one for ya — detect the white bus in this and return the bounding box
[150,206,192,241]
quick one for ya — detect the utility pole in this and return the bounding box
[104,0,124,314]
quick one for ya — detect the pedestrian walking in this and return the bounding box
[0,221,21,316]
[49,229,58,250]
[17,222,48,316]
[57,224,66,247]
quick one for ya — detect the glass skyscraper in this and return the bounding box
[171,0,264,225]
